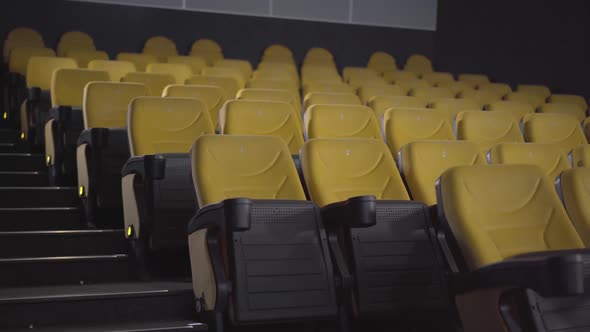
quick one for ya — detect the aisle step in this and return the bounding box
[0,187,78,208]
[0,207,81,231]
[0,171,48,187]
[0,153,45,172]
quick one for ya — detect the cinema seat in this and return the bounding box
[65,49,109,68]
[146,63,192,85]
[382,70,420,84]
[404,54,433,75]
[77,82,148,226]
[220,100,303,154]
[399,141,485,205]
[369,95,429,119]
[485,100,534,120]
[253,63,299,83]
[516,84,551,99]
[236,88,301,126]
[396,79,432,94]
[455,111,524,154]
[214,59,253,82]
[458,89,502,108]
[186,75,240,100]
[163,84,225,129]
[477,83,512,98]
[263,44,293,59]
[585,118,590,142]
[3,27,44,63]
[201,67,245,89]
[538,102,586,122]
[188,135,338,331]
[437,81,475,95]
[422,72,455,86]
[342,66,381,83]
[121,72,175,96]
[116,52,159,71]
[504,92,545,110]
[557,168,590,247]
[190,39,223,65]
[304,47,334,62]
[548,94,588,111]
[45,68,110,184]
[143,36,178,61]
[8,47,55,77]
[522,113,588,154]
[488,143,571,180]
[302,81,353,97]
[357,84,406,105]
[301,138,449,326]
[570,144,590,167]
[122,97,214,272]
[429,98,481,124]
[167,56,207,75]
[458,74,489,88]
[20,57,78,145]
[409,86,454,105]
[367,51,397,74]
[303,92,361,111]
[304,104,380,140]
[436,164,588,332]
[246,79,299,99]
[88,60,137,81]
[57,31,95,57]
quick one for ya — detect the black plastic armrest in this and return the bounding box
[121,155,166,180]
[187,198,260,235]
[77,127,127,148]
[456,249,590,297]
[48,105,73,122]
[321,195,377,228]
[328,233,354,290]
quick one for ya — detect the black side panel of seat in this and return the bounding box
[350,201,448,317]
[150,154,197,251]
[62,108,85,177]
[231,201,338,324]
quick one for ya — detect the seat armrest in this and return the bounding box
[321,195,377,228]
[456,249,590,297]
[121,155,166,180]
[48,105,73,122]
[77,128,127,148]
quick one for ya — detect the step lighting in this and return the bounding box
[20,132,25,140]
[79,186,85,197]
[46,155,51,165]
[126,225,134,238]
[2,112,6,120]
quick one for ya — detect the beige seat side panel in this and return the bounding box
[44,119,55,166]
[122,174,140,238]
[189,229,217,311]
[76,144,89,198]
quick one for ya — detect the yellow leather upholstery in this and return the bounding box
[516,84,551,99]
[456,111,524,154]
[88,60,136,81]
[214,59,253,82]
[146,63,193,85]
[264,44,293,59]
[163,84,225,129]
[304,105,380,140]
[395,79,431,93]
[558,168,590,247]
[342,67,381,84]
[459,89,502,108]
[404,54,433,75]
[478,83,512,98]
[246,79,299,99]
[304,48,334,61]
[252,67,298,83]
[383,108,455,156]
[128,97,213,156]
[202,67,245,89]
[186,75,240,100]
[438,164,584,269]
[486,100,534,120]
[522,113,588,154]
[51,69,109,108]
[167,56,207,75]
[458,74,489,88]
[192,135,305,206]
[489,143,571,181]
[382,70,419,84]
[3,27,44,62]
[539,103,586,122]
[57,31,95,57]
[83,82,148,129]
[504,92,545,110]
[430,98,480,112]
[548,94,588,111]
[301,138,409,207]
[369,96,429,119]
[422,72,455,86]
[367,51,397,74]
[220,100,303,155]
[236,88,301,123]
[26,57,77,90]
[143,36,178,61]
[65,50,108,68]
[303,92,361,111]
[190,39,224,66]
[9,47,55,75]
[357,84,406,105]
[436,81,474,95]
[409,87,454,104]
[121,72,175,97]
[302,82,353,97]
[347,74,387,90]
[116,53,158,72]
[570,145,590,167]
[400,141,485,205]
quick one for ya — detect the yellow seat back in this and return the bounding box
[559,168,590,247]
[369,96,429,119]
[301,138,409,207]
[304,105,380,140]
[486,100,534,121]
[252,68,298,83]
[357,84,405,105]
[128,97,213,156]
[264,44,293,59]
[162,84,225,129]
[83,82,147,129]
[504,92,545,110]
[478,83,512,98]
[167,56,207,75]
[382,70,419,84]
[367,51,397,74]
[404,54,433,75]
[236,88,301,127]
[186,75,240,100]
[302,82,353,97]
[3,27,44,62]
[51,69,109,108]
[246,79,299,97]
[116,53,158,72]
[539,103,586,122]
[342,67,380,83]
[143,36,178,61]
[303,92,361,111]
[384,108,455,157]
[220,100,303,154]
[121,72,175,97]
[400,141,485,205]
[65,50,108,68]
[429,98,480,112]
[214,59,253,81]
[26,57,78,90]
[459,89,503,108]
[409,87,454,105]
[434,81,474,96]
[456,111,524,154]
[458,74,489,88]
[88,60,136,81]
[9,47,55,75]
[437,164,584,270]
[522,113,588,154]
[548,94,588,111]
[570,144,590,167]
[422,72,455,86]
[489,143,570,181]
[146,63,193,85]
[516,84,551,99]
[192,135,305,206]
[57,31,95,56]
[202,67,245,89]
[191,39,222,54]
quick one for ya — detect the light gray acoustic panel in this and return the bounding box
[185,0,271,16]
[272,0,350,22]
[352,0,437,30]
[71,0,184,9]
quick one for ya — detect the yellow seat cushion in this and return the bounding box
[214,59,253,82]
[459,89,503,108]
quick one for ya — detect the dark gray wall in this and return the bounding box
[435,0,590,98]
[0,0,435,69]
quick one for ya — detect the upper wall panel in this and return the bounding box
[69,0,438,30]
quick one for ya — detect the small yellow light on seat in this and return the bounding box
[46,155,51,165]
[78,186,85,197]
[20,132,25,140]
